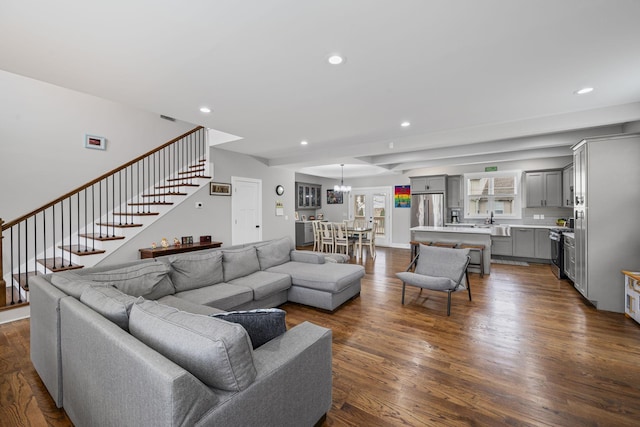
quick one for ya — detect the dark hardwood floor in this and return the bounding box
[1,247,640,426]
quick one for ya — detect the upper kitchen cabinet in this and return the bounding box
[562,164,574,208]
[411,175,446,194]
[447,175,462,207]
[296,182,322,209]
[525,170,562,207]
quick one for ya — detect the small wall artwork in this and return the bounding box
[394,185,411,208]
[327,190,343,204]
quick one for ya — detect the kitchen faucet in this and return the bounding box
[489,211,495,224]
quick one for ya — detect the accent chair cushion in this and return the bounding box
[163,250,224,292]
[129,300,257,391]
[85,263,175,299]
[255,237,292,270]
[212,308,287,349]
[396,271,456,291]
[222,247,260,282]
[80,285,138,331]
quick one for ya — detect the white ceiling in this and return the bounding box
[2,0,640,180]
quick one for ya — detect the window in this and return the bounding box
[463,171,522,219]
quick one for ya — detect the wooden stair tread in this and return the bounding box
[155,184,199,189]
[128,202,174,206]
[58,245,106,256]
[96,222,143,228]
[11,271,40,291]
[112,212,159,216]
[1,288,29,310]
[179,169,205,174]
[37,257,83,272]
[167,176,210,182]
[141,192,187,197]
[79,233,125,241]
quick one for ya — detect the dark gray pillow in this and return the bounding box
[164,250,224,292]
[255,237,292,270]
[222,247,260,282]
[85,263,175,299]
[212,309,287,349]
[80,285,138,331]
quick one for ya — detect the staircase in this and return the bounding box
[1,126,209,316]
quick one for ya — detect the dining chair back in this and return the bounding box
[333,222,353,255]
[320,221,335,253]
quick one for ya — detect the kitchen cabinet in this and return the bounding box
[447,175,462,207]
[512,228,535,258]
[525,170,562,207]
[563,234,575,281]
[572,134,640,313]
[295,221,314,246]
[491,236,513,256]
[534,228,551,259]
[296,182,322,209]
[411,175,446,193]
[624,271,640,325]
[562,164,574,208]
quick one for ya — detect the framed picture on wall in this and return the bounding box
[85,134,107,150]
[210,182,231,196]
[327,190,343,204]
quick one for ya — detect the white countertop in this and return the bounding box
[410,226,492,235]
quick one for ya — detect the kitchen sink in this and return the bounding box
[475,224,511,236]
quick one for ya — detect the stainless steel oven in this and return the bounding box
[549,229,566,279]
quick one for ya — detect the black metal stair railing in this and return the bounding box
[1,126,207,308]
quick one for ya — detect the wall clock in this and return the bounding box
[275,185,285,196]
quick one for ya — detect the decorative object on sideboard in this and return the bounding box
[181,236,194,245]
[161,238,169,248]
[200,235,212,243]
[210,182,231,196]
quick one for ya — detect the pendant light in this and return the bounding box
[334,164,351,193]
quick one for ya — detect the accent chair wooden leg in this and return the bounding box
[466,271,472,301]
[402,283,406,304]
[447,291,452,316]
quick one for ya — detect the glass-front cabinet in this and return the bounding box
[296,182,322,209]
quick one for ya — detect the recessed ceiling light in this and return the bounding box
[575,87,594,95]
[300,140,308,146]
[200,107,211,113]
[388,142,394,149]
[327,55,344,65]
[401,121,411,127]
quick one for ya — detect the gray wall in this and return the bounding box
[0,69,196,221]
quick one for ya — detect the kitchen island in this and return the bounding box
[410,226,492,274]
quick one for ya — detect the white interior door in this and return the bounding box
[349,187,392,247]
[231,177,262,245]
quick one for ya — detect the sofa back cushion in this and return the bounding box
[85,263,175,299]
[129,300,256,391]
[50,271,110,299]
[222,247,260,282]
[162,250,224,292]
[255,237,292,270]
[80,286,138,331]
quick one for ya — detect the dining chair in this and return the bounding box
[396,244,471,316]
[333,222,354,255]
[355,226,377,259]
[320,222,335,253]
[312,221,322,252]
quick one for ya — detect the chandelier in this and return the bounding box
[334,164,352,193]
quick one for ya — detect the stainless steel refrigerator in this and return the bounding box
[411,193,445,227]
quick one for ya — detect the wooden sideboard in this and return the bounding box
[139,241,222,259]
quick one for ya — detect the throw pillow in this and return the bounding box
[254,237,292,270]
[222,247,260,282]
[80,285,138,331]
[85,263,175,299]
[163,250,224,292]
[213,308,287,349]
[129,300,256,391]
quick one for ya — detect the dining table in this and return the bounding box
[346,226,372,259]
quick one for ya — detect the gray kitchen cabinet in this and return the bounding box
[562,164,574,208]
[296,182,322,209]
[411,175,446,193]
[525,170,562,207]
[534,228,551,259]
[563,234,575,281]
[491,236,513,256]
[447,175,462,207]
[512,228,535,258]
[295,221,314,246]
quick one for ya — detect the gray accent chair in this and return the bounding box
[396,244,471,316]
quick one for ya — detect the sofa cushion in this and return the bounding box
[129,300,257,391]
[255,237,292,270]
[162,250,224,292]
[50,271,111,299]
[85,263,175,299]
[212,308,287,349]
[228,271,291,301]
[175,283,253,311]
[156,295,225,315]
[222,247,260,282]
[80,285,138,331]
[267,262,365,293]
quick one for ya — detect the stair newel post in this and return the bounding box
[1,218,6,307]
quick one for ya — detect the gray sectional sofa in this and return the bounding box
[29,237,365,427]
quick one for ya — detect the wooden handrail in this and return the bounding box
[1,126,204,230]
[0,218,5,306]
